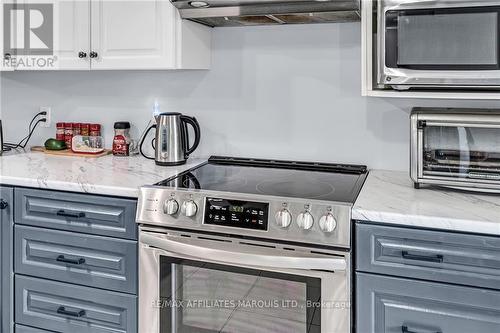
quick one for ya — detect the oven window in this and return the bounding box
[422,125,500,181]
[385,8,500,70]
[158,257,321,333]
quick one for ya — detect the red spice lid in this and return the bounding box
[73,123,81,128]
[56,122,65,128]
[90,124,101,131]
[81,123,90,129]
[64,122,73,128]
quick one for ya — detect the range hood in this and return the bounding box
[170,0,360,27]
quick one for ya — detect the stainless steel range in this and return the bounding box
[136,156,368,333]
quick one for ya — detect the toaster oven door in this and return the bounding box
[416,121,500,189]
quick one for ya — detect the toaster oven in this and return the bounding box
[411,108,500,192]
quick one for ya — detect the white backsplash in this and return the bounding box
[2,23,500,171]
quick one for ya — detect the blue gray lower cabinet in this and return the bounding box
[15,225,137,294]
[356,222,500,333]
[11,187,138,333]
[15,188,138,240]
[15,275,137,333]
[356,223,500,290]
[16,324,56,332]
[1,186,14,333]
[356,272,500,333]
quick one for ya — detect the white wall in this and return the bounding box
[2,23,500,171]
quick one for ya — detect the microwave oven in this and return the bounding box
[410,108,500,192]
[378,0,500,90]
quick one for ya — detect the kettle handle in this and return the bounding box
[139,125,156,160]
[180,116,201,157]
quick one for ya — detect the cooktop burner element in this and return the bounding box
[157,156,367,203]
[138,156,368,248]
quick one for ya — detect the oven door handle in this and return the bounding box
[141,232,346,272]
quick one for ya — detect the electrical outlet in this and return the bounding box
[40,106,51,127]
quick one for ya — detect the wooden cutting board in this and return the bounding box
[31,146,112,158]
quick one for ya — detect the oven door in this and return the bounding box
[139,228,350,333]
[378,0,500,89]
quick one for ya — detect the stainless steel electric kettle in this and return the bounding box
[140,113,201,166]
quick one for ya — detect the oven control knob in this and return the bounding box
[319,213,337,233]
[181,200,198,217]
[296,211,314,230]
[275,209,292,228]
[164,199,179,215]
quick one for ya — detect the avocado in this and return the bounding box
[44,138,67,151]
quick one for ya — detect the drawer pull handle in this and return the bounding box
[402,251,443,263]
[402,325,441,333]
[56,255,86,265]
[57,306,86,318]
[56,210,85,219]
[0,199,8,210]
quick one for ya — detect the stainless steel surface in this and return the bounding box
[163,198,179,215]
[171,0,360,26]
[137,185,353,248]
[154,113,185,165]
[296,211,314,230]
[136,157,360,332]
[319,213,337,233]
[410,107,500,192]
[181,199,198,217]
[144,113,201,166]
[275,208,292,228]
[377,0,500,89]
[139,226,351,333]
[141,230,346,271]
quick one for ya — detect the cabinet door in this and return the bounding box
[90,0,177,70]
[54,0,91,70]
[0,187,14,333]
[357,272,500,333]
[0,1,16,71]
[11,0,90,70]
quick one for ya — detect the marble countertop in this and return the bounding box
[0,151,205,198]
[353,170,500,236]
[2,151,498,235]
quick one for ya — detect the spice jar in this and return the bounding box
[89,124,102,148]
[56,123,65,141]
[73,123,81,136]
[81,123,90,136]
[64,123,73,149]
[90,124,101,136]
[112,122,132,156]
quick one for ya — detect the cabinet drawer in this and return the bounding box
[356,223,500,290]
[16,324,55,333]
[15,188,137,240]
[15,225,137,294]
[357,272,500,333]
[15,276,137,333]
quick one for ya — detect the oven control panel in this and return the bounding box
[137,186,353,248]
[204,197,269,231]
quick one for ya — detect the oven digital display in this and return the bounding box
[204,197,269,231]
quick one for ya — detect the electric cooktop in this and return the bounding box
[157,156,368,204]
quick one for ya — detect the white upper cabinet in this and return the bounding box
[1,0,211,71]
[90,0,177,70]
[55,0,91,70]
[0,1,15,71]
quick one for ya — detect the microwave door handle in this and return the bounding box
[141,233,346,272]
